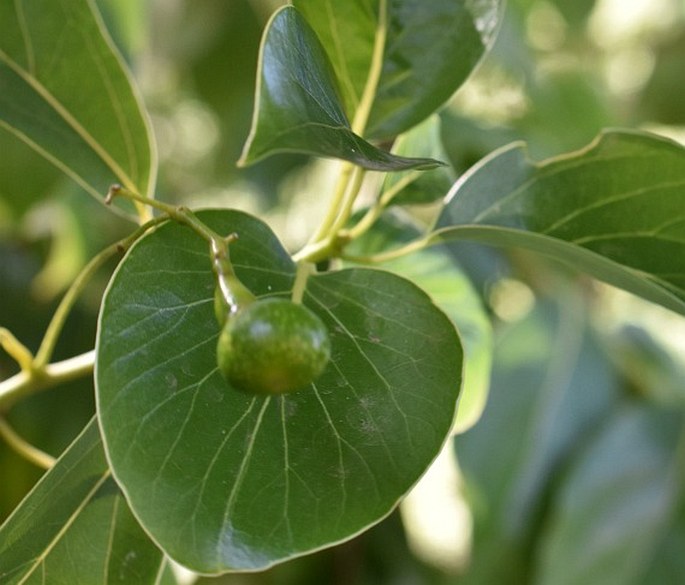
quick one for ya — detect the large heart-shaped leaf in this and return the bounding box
[0,0,155,216]
[95,209,462,573]
[238,7,442,171]
[434,131,685,315]
[0,419,170,584]
[295,0,502,139]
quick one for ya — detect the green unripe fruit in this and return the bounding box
[217,298,331,394]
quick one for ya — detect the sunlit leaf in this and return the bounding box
[0,0,155,216]
[0,419,169,585]
[95,209,462,573]
[295,0,503,139]
[434,131,685,315]
[238,7,442,171]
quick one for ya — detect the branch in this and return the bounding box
[0,350,95,409]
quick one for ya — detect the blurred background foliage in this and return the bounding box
[1,0,685,583]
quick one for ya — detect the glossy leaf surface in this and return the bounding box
[295,0,502,139]
[95,209,462,573]
[0,0,155,215]
[435,131,685,315]
[346,210,491,432]
[238,7,442,171]
[0,419,169,585]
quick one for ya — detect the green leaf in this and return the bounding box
[238,7,442,171]
[295,0,503,139]
[345,209,491,432]
[383,115,454,205]
[434,131,685,316]
[0,0,155,216]
[535,406,685,585]
[0,419,169,585]
[456,295,620,584]
[95,209,462,573]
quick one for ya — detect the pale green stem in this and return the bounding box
[342,235,432,264]
[329,165,367,235]
[0,329,34,372]
[211,235,256,315]
[0,350,95,409]
[305,161,355,248]
[298,0,388,261]
[109,185,256,314]
[351,0,388,136]
[343,170,423,242]
[291,238,334,264]
[294,166,367,264]
[0,416,56,469]
[291,262,314,304]
[33,217,165,369]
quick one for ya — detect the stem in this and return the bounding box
[109,185,257,315]
[294,165,367,264]
[0,417,56,469]
[297,0,388,262]
[0,329,34,372]
[305,162,355,247]
[351,0,388,136]
[211,235,256,315]
[292,238,335,264]
[108,185,226,244]
[291,262,314,304]
[343,170,423,242]
[329,165,366,235]
[0,350,95,409]
[342,235,432,264]
[33,217,165,368]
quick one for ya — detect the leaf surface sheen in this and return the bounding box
[436,131,685,315]
[95,209,463,573]
[295,0,502,139]
[0,0,155,214]
[239,6,442,171]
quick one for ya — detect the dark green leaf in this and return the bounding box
[434,131,685,315]
[535,406,685,585]
[0,419,168,585]
[345,209,491,432]
[0,0,155,216]
[95,209,462,573]
[295,0,503,139]
[238,7,442,171]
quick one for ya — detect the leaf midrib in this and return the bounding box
[0,47,138,193]
[16,470,111,584]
